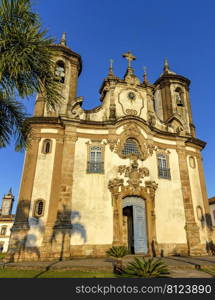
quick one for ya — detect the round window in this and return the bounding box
[128,92,136,100]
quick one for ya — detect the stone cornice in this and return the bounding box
[28,116,206,149]
[154,73,190,86]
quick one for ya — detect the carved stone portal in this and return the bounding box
[108,159,158,255]
[108,123,155,161]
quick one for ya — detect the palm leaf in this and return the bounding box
[0,91,30,150]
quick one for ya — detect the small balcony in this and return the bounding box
[87,161,104,174]
[158,167,171,179]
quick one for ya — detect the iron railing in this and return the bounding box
[158,167,171,179]
[87,161,104,174]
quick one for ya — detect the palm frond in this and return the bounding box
[0,0,63,110]
[0,91,30,150]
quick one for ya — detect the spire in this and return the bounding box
[143,66,148,84]
[60,32,67,46]
[163,58,169,73]
[8,187,12,195]
[108,59,114,76]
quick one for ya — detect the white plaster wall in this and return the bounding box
[71,137,114,245]
[71,129,187,246]
[0,221,13,252]
[143,149,187,243]
[26,138,56,247]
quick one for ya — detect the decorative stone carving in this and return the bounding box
[68,96,84,119]
[108,158,158,252]
[118,160,150,192]
[109,104,116,120]
[125,109,137,116]
[108,178,123,197]
[108,159,157,198]
[113,123,155,160]
[147,112,156,126]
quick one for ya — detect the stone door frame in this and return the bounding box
[122,196,148,254]
[111,186,157,256]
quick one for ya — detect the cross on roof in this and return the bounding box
[122,51,136,67]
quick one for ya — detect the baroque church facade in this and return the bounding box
[6,34,214,261]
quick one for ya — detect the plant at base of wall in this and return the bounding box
[119,257,170,278]
[106,246,128,274]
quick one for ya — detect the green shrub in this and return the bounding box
[106,246,128,258]
[119,257,170,278]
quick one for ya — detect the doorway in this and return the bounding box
[122,196,148,254]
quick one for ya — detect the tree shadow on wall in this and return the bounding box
[6,213,45,263]
[50,206,86,261]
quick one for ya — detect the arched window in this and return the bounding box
[87,145,104,173]
[55,61,65,83]
[175,87,184,106]
[34,199,45,218]
[157,153,171,179]
[122,138,141,156]
[189,156,196,168]
[0,226,7,236]
[42,139,52,154]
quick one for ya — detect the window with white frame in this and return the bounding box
[87,145,104,174]
[157,153,171,179]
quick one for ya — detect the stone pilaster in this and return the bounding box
[176,141,202,255]
[50,128,78,260]
[196,152,213,240]
[161,81,173,121]
[34,95,45,117]
[6,135,40,261]
[39,137,64,259]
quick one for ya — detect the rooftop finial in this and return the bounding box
[143,66,148,83]
[163,58,169,73]
[60,32,67,46]
[108,58,114,76]
[122,51,136,68]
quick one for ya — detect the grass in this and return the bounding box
[0,253,6,260]
[0,269,116,278]
[200,267,215,277]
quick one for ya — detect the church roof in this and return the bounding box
[209,197,215,205]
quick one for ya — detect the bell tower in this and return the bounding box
[154,59,196,136]
[34,33,82,117]
[1,188,14,216]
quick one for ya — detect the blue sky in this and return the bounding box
[0,0,215,212]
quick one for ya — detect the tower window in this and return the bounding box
[122,138,141,156]
[34,199,45,218]
[0,226,7,236]
[55,61,65,83]
[42,139,52,154]
[175,87,184,106]
[189,156,196,168]
[87,145,104,174]
[157,153,171,179]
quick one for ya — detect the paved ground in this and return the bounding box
[1,256,215,278]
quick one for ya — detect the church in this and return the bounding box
[6,34,214,261]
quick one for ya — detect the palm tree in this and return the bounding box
[0,0,62,149]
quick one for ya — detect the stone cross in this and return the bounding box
[122,51,136,67]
